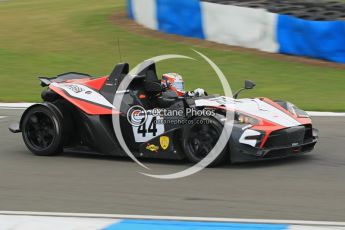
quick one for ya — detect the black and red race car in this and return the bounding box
[9,61,318,165]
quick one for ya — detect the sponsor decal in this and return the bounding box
[66,85,84,93]
[160,136,170,150]
[146,144,159,152]
[52,82,114,109]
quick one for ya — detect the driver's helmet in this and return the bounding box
[161,73,185,96]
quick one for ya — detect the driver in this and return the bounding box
[161,73,207,97]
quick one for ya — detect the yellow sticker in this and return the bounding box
[146,144,159,152]
[160,136,170,150]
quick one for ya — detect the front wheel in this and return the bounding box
[21,105,63,156]
[181,117,228,167]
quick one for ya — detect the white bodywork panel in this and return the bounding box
[195,96,300,128]
[239,129,262,147]
[51,83,115,109]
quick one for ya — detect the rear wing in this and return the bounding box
[39,72,92,87]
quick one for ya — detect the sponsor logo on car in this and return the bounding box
[66,84,84,93]
[146,144,159,152]
[160,136,170,150]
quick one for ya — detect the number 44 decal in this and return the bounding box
[132,114,164,142]
[138,117,158,137]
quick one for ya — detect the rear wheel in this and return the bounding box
[22,105,63,156]
[182,117,228,167]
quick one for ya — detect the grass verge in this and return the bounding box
[0,0,344,111]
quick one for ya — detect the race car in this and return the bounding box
[9,61,318,165]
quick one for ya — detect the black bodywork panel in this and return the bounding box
[39,72,92,86]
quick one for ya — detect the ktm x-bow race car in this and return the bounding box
[9,62,318,165]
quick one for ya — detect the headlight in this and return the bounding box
[235,112,260,125]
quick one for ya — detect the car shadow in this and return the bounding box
[223,155,313,169]
[61,151,313,169]
[61,151,188,166]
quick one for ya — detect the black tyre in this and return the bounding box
[21,105,63,156]
[182,117,228,167]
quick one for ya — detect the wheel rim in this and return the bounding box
[186,122,220,161]
[24,112,56,150]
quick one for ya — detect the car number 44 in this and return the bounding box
[132,114,164,142]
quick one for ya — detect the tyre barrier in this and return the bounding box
[127,0,345,64]
[203,0,345,20]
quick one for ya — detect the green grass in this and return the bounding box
[0,0,344,111]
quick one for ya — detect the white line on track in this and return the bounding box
[0,215,119,230]
[307,111,345,117]
[0,211,345,227]
[0,116,6,119]
[0,103,34,109]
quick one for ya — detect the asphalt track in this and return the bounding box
[0,109,344,222]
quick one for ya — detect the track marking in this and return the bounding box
[289,226,345,230]
[0,211,345,227]
[307,111,345,117]
[0,103,34,109]
[0,215,119,230]
[0,116,6,119]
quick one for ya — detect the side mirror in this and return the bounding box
[145,81,162,93]
[245,80,256,89]
[233,80,256,99]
